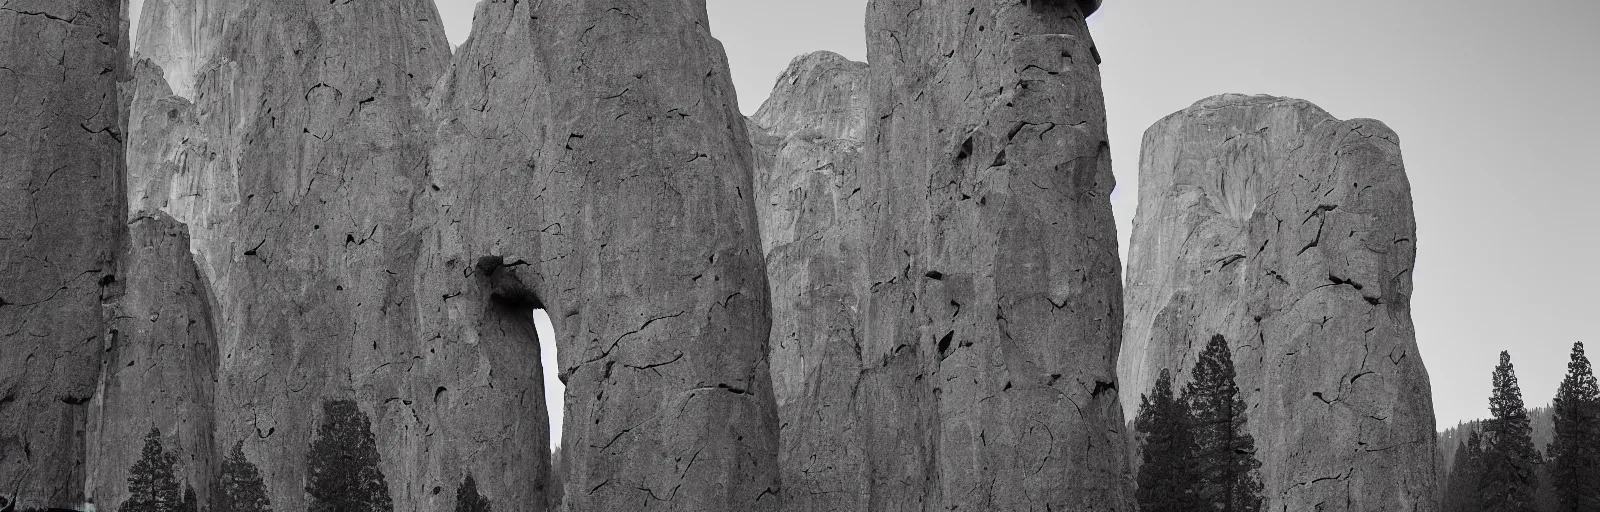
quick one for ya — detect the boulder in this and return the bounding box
[1120,94,1437,511]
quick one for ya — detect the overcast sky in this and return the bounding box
[130,0,1600,437]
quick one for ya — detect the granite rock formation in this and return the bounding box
[122,1,456,509]
[1120,94,1437,511]
[87,211,217,510]
[0,0,126,507]
[747,51,871,511]
[855,0,1132,510]
[423,1,780,510]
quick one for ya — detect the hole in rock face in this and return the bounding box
[533,308,564,451]
[473,256,562,451]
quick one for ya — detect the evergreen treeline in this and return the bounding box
[1441,343,1600,512]
[1135,334,1265,512]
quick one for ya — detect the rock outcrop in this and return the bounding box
[747,51,871,511]
[855,1,1132,509]
[0,0,126,507]
[1120,94,1436,511]
[123,1,455,509]
[423,1,780,510]
[87,211,218,510]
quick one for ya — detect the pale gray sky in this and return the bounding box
[128,0,1600,437]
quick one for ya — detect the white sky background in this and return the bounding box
[125,0,1600,437]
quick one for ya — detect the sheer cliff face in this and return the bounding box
[857,1,1131,509]
[747,51,871,511]
[425,1,780,510]
[0,0,125,507]
[1120,94,1437,511]
[87,212,218,510]
[125,1,454,510]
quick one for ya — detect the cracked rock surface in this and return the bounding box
[86,211,217,510]
[747,50,871,512]
[854,1,1133,509]
[1119,94,1437,511]
[423,1,780,510]
[0,0,125,507]
[124,1,454,509]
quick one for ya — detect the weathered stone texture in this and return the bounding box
[123,1,456,509]
[857,1,1132,510]
[423,1,780,510]
[1120,94,1437,511]
[747,51,871,511]
[0,0,125,507]
[86,211,217,510]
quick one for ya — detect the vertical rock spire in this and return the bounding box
[124,0,454,509]
[747,50,872,511]
[857,1,1133,509]
[423,1,781,510]
[1120,94,1437,511]
[0,0,126,507]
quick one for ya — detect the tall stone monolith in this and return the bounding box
[123,1,455,509]
[86,211,218,510]
[1120,94,1437,511]
[422,1,780,510]
[747,51,871,511]
[0,0,125,507]
[857,0,1132,509]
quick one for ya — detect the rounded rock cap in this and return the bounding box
[1080,0,1103,16]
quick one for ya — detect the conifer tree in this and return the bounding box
[455,474,491,512]
[124,428,183,512]
[1444,430,1486,512]
[1548,341,1600,511]
[1184,334,1265,512]
[1135,368,1201,512]
[1481,351,1540,511]
[217,440,272,512]
[179,485,197,512]
[307,400,393,512]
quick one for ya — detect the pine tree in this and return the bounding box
[217,440,272,512]
[1444,430,1486,512]
[1184,334,1265,512]
[1135,368,1201,512]
[1482,351,1540,512]
[178,485,198,512]
[455,474,491,512]
[124,427,183,512]
[1548,342,1600,511]
[306,400,393,512]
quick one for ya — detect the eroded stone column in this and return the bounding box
[0,0,125,507]
[1120,94,1437,511]
[858,0,1132,509]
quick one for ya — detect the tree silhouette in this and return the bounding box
[1184,334,1264,512]
[1548,341,1600,511]
[1443,430,1486,512]
[306,400,392,512]
[179,485,197,512]
[1481,351,1540,511]
[1134,368,1201,512]
[454,474,491,512]
[124,428,183,512]
[217,440,272,512]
